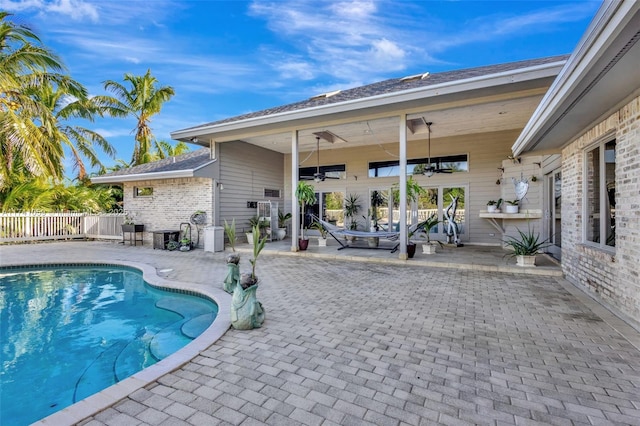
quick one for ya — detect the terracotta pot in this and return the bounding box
[299,238,309,251]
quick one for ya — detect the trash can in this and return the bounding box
[204,226,224,252]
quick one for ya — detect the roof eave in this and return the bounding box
[91,160,216,184]
[512,0,640,156]
[171,60,566,142]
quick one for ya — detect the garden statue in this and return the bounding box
[229,224,266,330]
[230,273,265,330]
[444,194,463,247]
[223,253,240,293]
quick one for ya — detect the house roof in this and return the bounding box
[513,0,640,155]
[171,55,568,154]
[179,55,568,132]
[91,148,215,184]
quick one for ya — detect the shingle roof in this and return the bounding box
[180,55,569,131]
[97,148,212,178]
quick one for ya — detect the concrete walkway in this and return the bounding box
[2,241,640,425]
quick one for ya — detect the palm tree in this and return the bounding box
[103,69,175,165]
[0,12,68,188]
[152,140,190,160]
[25,79,118,180]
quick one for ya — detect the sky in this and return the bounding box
[1,0,602,175]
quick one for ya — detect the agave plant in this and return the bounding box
[503,225,549,256]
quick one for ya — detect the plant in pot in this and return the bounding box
[246,215,267,245]
[416,214,442,254]
[395,176,427,258]
[487,198,503,213]
[179,224,192,251]
[343,193,361,243]
[504,199,519,214]
[275,209,292,240]
[295,181,316,250]
[223,219,236,252]
[310,220,328,246]
[503,225,549,267]
[231,224,267,329]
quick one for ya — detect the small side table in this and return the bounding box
[121,224,144,246]
[152,230,180,250]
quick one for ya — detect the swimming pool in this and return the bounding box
[0,265,218,426]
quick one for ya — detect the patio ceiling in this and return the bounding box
[235,94,547,154]
[172,59,565,155]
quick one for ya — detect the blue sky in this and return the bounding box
[1,0,601,174]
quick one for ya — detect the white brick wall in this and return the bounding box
[122,177,213,247]
[562,95,640,326]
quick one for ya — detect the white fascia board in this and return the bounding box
[171,61,565,141]
[91,169,197,184]
[512,0,637,155]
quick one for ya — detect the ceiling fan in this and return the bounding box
[301,136,341,182]
[422,119,452,177]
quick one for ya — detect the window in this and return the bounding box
[264,188,281,198]
[134,187,153,197]
[368,154,468,178]
[585,139,615,248]
[299,164,346,180]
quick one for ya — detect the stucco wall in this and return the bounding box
[123,177,213,247]
[561,95,640,326]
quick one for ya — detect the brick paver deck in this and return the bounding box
[2,241,639,425]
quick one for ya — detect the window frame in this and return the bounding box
[582,136,616,251]
[133,186,153,197]
[368,154,468,178]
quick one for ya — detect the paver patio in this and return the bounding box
[2,241,639,425]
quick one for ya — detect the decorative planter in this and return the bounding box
[367,237,379,248]
[299,238,309,250]
[230,283,265,330]
[245,233,254,245]
[516,254,536,267]
[422,243,438,254]
[487,205,498,213]
[317,238,327,247]
[505,205,519,214]
[407,243,417,258]
[275,228,286,240]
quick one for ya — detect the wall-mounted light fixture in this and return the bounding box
[216,181,224,190]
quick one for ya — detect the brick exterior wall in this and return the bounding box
[562,95,640,326]
[122,177,213,247]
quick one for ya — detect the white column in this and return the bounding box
[399,114,408,259]
[291,130,300,252]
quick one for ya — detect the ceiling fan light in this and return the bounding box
[424,169,434,178]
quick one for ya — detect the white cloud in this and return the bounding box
[0,0,98,21]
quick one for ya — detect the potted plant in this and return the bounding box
[231,224,267,330]
[487,198,503,213]
[296,181,316,250]
[417,214,442,254]
[344,193,361,232]
[275,210,292,240]
[310,220,328,246]
[246,215,267,245]
[393,176,427,258]
[223,219,236,252]
[503,225,549,267]
[179,224,192,251]
[504,199,519,214]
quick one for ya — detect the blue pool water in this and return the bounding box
[0,265,218,426]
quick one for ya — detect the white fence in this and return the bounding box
[0,212,127,243]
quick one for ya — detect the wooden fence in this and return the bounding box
[0,212,127,243]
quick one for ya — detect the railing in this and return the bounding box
[0,212,127,243]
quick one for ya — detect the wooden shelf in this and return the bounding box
[479,210,542,233]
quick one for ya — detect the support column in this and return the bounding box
[399,114,408,260]
[291,130,300,252]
